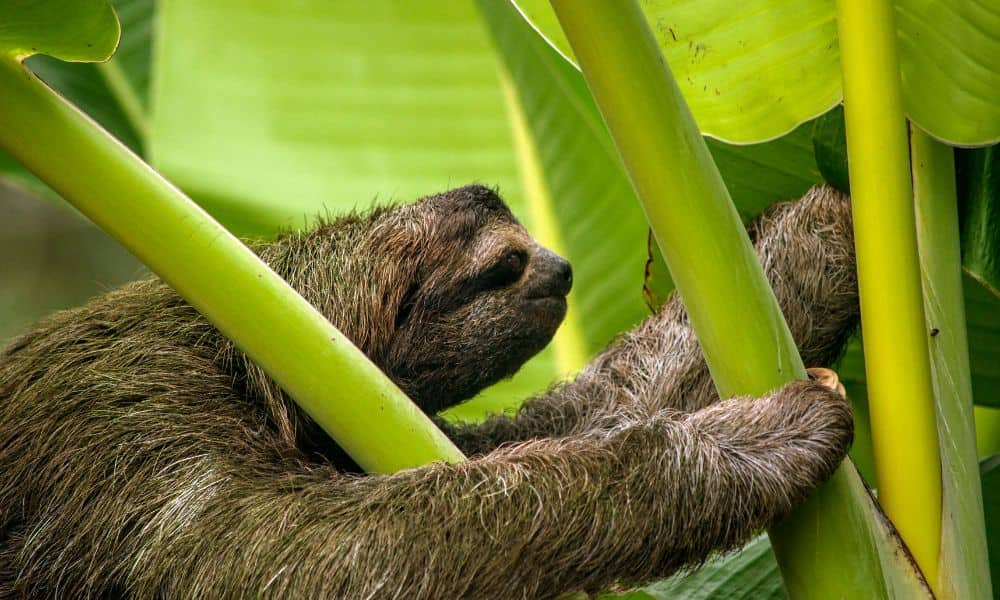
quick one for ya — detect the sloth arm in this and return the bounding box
[439,185,858,456]
[90,380,849,598]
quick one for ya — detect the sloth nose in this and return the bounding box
[555,257,573,292]
[534,248,573,297]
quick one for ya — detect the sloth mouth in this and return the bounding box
[523,283,570,301]
[525,293,567,304]
[525,295,568,319]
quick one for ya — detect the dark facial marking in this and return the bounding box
[474,249,528,292]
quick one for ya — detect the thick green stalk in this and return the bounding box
[549,0,801,397]
[0,57,464,474]
[911,125,992,599]
[549,1,928,597]
[836,0,942,588]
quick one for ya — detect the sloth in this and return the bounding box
[0,184,857,598]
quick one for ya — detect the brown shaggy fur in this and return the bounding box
[0,184,857,598]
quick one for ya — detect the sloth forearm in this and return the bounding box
[142,381,849,599]
[440,310,710,456]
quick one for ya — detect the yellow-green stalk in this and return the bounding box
[836,0,942,588]
[911,125,991,599]
[548,0,928,596]
[548,0,802,397]
[0,56,465,474]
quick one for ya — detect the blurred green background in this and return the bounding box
[0,182,143,343]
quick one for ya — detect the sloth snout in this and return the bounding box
[531,248,573,298]
[553,257,573,295]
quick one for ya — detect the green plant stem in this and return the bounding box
[549,0,801,397]
[836,0,942,588]
[0,56,464,474]
[549,0,929,597]
[911,125,992,599]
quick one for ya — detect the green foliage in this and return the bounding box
[966,279,1000,406]
[959,147,1000,296]
[27,55,142,150]
[514,0,842,143]
[514,0,1000,146]
[896,0,1000,145]
[0,0,118,61]
[811,105,849,194]
[640,536,784,600]
[152,0,518,237]
[981,455,1000,598]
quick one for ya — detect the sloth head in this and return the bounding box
[296,185,572,414]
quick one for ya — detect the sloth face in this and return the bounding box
[379,185,573,414]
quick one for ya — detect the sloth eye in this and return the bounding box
[478,250,527,289]
[502,251,525,275]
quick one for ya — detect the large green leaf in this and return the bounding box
[152,0,520,236]
[978,455,1000,598]
[0,0,124,191]
[106,0,153,111]
[959,146,1000,296]
[25,55,143,151]
[957,146,1000,406]
[639,536,783,599]
[910,129,990,599]
[513,0,1000,146]
[514,0,841,144]
[0,0,119,62]
[0,0,152,189]
[896,0,1000,146]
